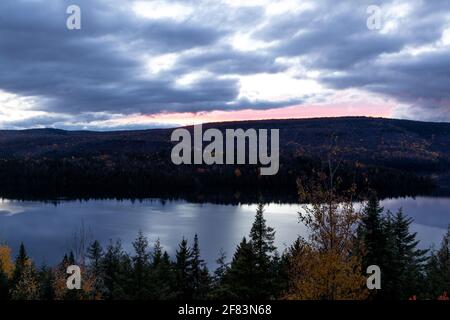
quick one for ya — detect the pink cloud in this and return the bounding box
[108,90,397,128]
[130,100,395,127]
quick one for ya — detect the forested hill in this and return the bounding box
[1,116,450,163]
[0,117,449,201]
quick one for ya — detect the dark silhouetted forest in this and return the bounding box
[0,117,447,202]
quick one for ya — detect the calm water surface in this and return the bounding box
[0,197,449,267]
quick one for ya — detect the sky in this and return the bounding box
[0,0,449,130]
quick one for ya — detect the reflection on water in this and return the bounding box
[0,197,449,267]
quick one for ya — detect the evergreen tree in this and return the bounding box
[425,250,442,299]
[38,265,55,300]
[359,194,386,266]
[131,231,152,299]
[151,238,163,268]
[87,240,103,274]
[220,205,282,299]
[86,240,104,299]
[61,254,69,267]
[425,225,450,298]
[113,253,133,299]
[175,238,193,299]
[435,225,450,293]
[209,249,230,299]
[387,209,428,299]
[250,203,276,261]
[10,264,40,300]
[357,193,392,299]
[10,244,40,301]
[222,237,257,299]
[248,203,278,298]
[102,241,120,299]
[150,241,176,300]
[280,237,305,291]
[269,251,284,297]
[102,240,132,299]
[191,234,210,299]
[53,252,79,300]
[214,249,229,283]
[11,243,28,287]
[68,251,76,265]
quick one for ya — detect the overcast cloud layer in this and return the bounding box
[0,0,449,129]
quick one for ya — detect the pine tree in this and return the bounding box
[10,260,40,300]
[283,237,305,264]
[435,225,450,294]
[68,251,76,265]
[86,240,104,299]
[357,193,392,299]
[359,194,386,266]
[212,249,228,287]
[101,240,132,299]
[218,205,281,299]
[191,234,210,299]
[250,203,276,262]
[270,251,284,296]
[10,244,40,300]
[150,241,176,300]
[102,241,120,299]
[209,249,230,299]
[52,254,69,300]
[53,252,81,300]
[425,225,450,298]
[113,253,133,299]
[87,240,103,274]
[151,239,163,268]
[12,243,28,287]
[38,265,55,300]
[222,237,257,299]
[248,203,278,298]
[175,238,193,299]
[280,237,304,289]
[425,250,442,298]
[131,231,151,299]
[387,209,428,299]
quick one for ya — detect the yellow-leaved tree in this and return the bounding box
[0,245,14,278]
[284,145,369,300]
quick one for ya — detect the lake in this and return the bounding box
[0,197,449,268]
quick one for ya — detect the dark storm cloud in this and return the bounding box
[175,46,284,75]
[0,0,235,115]
[253,0,450,119]
[3,115,70,130]
[0,0,449,127]
[266,0,450,120]
[259,0,445,69]
[321,49,450,120]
